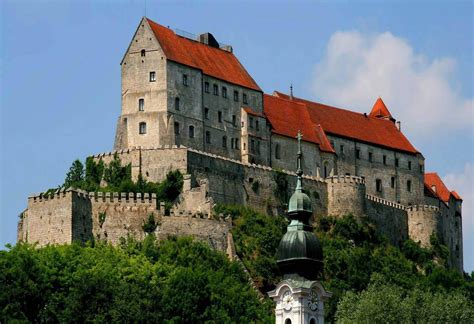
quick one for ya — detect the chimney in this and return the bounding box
[198,32,220,48]
[396,121,401,131]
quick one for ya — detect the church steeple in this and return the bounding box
[269,131,331,324]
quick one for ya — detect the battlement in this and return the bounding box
[28,188,89,203]
[326,175,366,185]
[89,145,188,159]
[87,191,157,204]
[407,205,440,212]
[366,194,407,210]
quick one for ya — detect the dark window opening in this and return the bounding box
[222,87,227,98]
[204,82,210,93]
[182,74,188,86]
[222,136,227,148]
[407,180,412,192]
[218,111,222,123]
[188,125,194,138]
[340,145,344,154]
[419,164,424,173]
[256,120,259,131]
[234,90,239,101]
[149,71,156,82]
[174,97,180,111]
[204,108,209,119]
[205,131,211,144]
[139,122,146,134]
[376,179,382,192]
[369,152,373,162]
[395,158,399,167]
[138,98,144,111]
[408,161,412,170]
[356,149,360,159]
[383,155,387,165]
[275,144,281,159]
[249,117,254,128]
[213,84,218,95]
[232,115,237,127]
[391,177,395,188]
[243,93,248,104]
[141,49,146,57]
[251,139,255,153]
[174,122,180,135]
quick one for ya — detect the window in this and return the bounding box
[204,82,210,93]
[356,149,360,159]
[174,97,180,111]
[285,319,292,324]
[222,87,227,98]
[232,115,237,126]
[218,111,222,123]
[251,139,255,153]
[407,180,412,192]
[234,90,239,101]
[257,141,260,154]
[340,145,344,154]
[330,141,335,149]
[243,93,248,104]
[249,117,254,128]
[138,98,144,111]
[174,122,180,135]
[408,161,412,170]
[205,131,211,144]
[141,49,146,57]
[182,74,188,86]
[149,71,156,82]
[213,84,218,96]
[376,179,382,192]
[204,108,209,119]
[391,177,395,188]
[235,138,239,149]
[395,158,399,167]
[188,125,194,138]
[275,144,281,159]
[139,122,146,134]
[222,136,227,148]
[256,120,259,131]
[419,164,424,173]
[383,155,387,165]
[369,152,373,162]
[231,138,235,149]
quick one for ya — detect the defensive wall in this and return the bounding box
[18,188,232,252]
[20,146,458,270]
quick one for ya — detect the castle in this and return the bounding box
[17,17,464,272]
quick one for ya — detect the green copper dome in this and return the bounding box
[288,178,312,214]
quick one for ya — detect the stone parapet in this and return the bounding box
[407,205,439,212]
[366,194,407,210]
[326,175,366,185]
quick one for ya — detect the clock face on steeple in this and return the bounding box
[307,288,319,312]
[282,290,294,311]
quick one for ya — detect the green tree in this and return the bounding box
[63,159,84,189]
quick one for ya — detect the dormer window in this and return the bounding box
[138,98,144,111]
[141,49,146,57]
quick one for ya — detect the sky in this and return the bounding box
[1,0,473,270]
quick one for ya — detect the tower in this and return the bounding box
[268,131,332,324]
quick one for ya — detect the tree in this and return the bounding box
[63,159,84,189]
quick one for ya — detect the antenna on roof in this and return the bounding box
[290,84,294,100]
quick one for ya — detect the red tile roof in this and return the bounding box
[273,91,418,154]
[146,18,261,91]
[242,106,265,118]
[425,173,453,202]
[369,97,394,120]
[451,191,462,201]
[315,124,336,153]
[264,95,328,149]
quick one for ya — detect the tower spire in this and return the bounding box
[290,84,294,100]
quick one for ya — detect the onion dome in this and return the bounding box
[276,131,323,280]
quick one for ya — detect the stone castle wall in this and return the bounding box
[407,205,440,247]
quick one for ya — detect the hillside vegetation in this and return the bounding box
[4,203,474,322]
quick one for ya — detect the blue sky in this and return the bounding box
[1,0,473,270]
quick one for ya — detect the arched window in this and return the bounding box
[222,135,227,148]
[141,49,146,57]
[285,319,292,324]
[175,97,180,111]
[138,98,144,111]
[309,319,316,324]
[139,122,146,134]
[188,125,194,138]
[275,144,281,159]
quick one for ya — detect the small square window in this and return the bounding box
[222,87,227,98]
[149,71,156,82]
[234,90,239,102]
[204,82,210,93]
[213,84,218,96]
[243,93,248,104]
[182,74,188,86]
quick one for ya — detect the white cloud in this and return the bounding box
[311,31,473,142]
[443,163,474,272]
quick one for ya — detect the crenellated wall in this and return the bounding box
[326,175,366,217]
[407,205,440,247]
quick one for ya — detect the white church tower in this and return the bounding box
[268,131,332,324]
